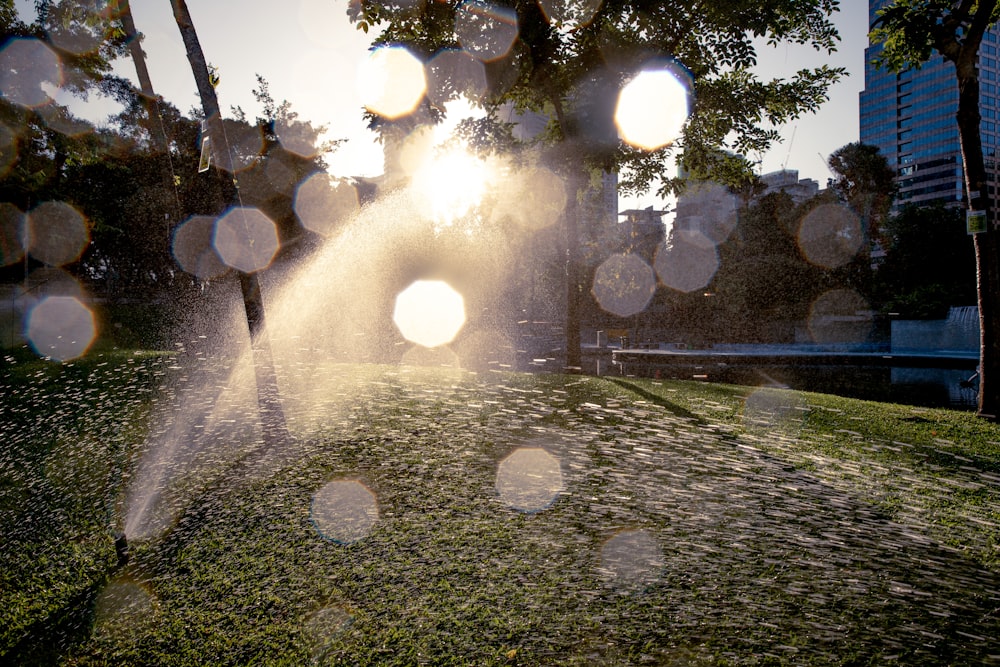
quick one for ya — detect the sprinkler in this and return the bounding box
[114,532,129,567]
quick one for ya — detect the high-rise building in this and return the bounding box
[860,0,1000,211]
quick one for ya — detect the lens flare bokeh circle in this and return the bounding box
[213,206,280,274]
[0,38,63,109]
[592,253,657,318]
[393,279,466,348]
[359,46,427,120]
[496,447,563,512]
[311,480,379,544]
[615,61,692,151]
[26,295,96,361]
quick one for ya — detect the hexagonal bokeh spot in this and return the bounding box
[311,480,378,544]
[26,201,90,267]
[37,104,93,137]
[493,165,567,231]
[358,46,427,120]
[742,387,809,434]
[302,604,356,663]
[496,447,563,512]
[26,295,96,361]
[599,529,664,591]
[0,37,63,108]
[212,206,280,274]
[0,202,25,267]
[294,173,360,236]
[654,230,719,293]
[797,202,863,269]
[808,288,874,344]
[676,180,739,246]
[537,0,602,29]
[45,7,104,57]
[592,252,657,318]
[426,49,488,107]
[275,119,321,159]
[615,61,692,151]
[455,0,519,63]
[172,215,230,280]
[393,280,466,349]
[92,574,160,642]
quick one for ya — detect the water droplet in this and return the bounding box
[599,529,663,590]
[455,0,520,62]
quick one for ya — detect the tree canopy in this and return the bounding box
[348,0,845,196]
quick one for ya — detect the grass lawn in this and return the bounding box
[2,349,1000,665]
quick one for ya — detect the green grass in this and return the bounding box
[3,353,1000,665]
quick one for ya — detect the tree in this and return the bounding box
[348,0,845,368]
[710,192,826,341]
[827,141,897,248]
[873,203,977,319]
[872,1,1000,420]
[169,0,288,446]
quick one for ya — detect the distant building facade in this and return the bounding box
[860,0,1000,212]
[757,169,820,204]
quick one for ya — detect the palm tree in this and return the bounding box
[169,0,288,446]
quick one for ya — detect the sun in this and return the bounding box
[412,148,492,225]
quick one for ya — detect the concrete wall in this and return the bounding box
[891,307,979,353]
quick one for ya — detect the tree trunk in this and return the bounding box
[120,0,165,151]
[170,0,289,444]
[564,179,582,373]
[955,60,1000,420]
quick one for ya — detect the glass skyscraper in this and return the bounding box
[860,0,1000,210]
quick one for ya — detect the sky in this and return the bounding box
[17,0,870,208]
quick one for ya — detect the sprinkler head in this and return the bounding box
[114,532,129,567]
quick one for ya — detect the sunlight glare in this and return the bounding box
[393,280,466,348]
[615,63,692,151]
[412,149,491,223]
[358,46,426,120]
[493,165,566,230]
[426,49,488,107]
